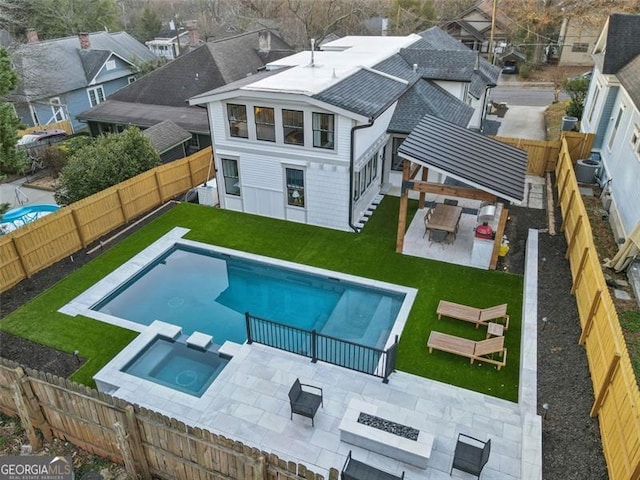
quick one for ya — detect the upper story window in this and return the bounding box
[283,109,304,145]
[87,85,105,107]
[254,106,275,142]
[227,104,248,138]
[313,112,334,149]
[106,59,116,70]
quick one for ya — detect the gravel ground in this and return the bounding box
[0,200,609,479]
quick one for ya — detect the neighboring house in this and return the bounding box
[77,30,294,158]
[441,0,511,57]
[142,120,192,163]
[580,13,640,241]
[8,31,155,131]
[189,29,502,232]
[145,26,190,60]
[557,15,604,67]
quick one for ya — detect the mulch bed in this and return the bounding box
[0,199,609,479]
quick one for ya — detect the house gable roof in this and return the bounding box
[616,53,640,110]
[109,30,294,107]
[79,49,113,82]
[398,114,527,203]
[388,80,474,133]
[399,48,476,82]
[142,119,192,154]
[312,69,409,118]
[9,31,155,100]
[600,13,640,74]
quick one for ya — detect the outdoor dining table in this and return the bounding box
[425,203,463,240]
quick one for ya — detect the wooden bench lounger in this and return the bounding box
[437,300,510,330]
[427,331,507,370]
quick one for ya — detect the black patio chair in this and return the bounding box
[342,450,404,480]
[288,378,323,426]
[450,433,491,478]
[429,229,451,248]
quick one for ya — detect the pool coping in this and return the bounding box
[60,227,418,353]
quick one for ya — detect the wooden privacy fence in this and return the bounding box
[0,358,337,480]
[555,138,640,480]
[0,147,213,293]
[18,119,74,136]
[493,131,594,176]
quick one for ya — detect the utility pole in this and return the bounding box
[489,0,497,64]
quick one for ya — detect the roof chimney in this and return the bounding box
[187,24,200,46]
[258,30,271,53]
[26,28,39,43]
[78,32,91,49]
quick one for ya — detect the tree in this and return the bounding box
[0,47,23,176]
[0,0,121,40]
[134,3,162,43]
[390,0,437,35]
[55,127,160,204]
[562,76,589,119]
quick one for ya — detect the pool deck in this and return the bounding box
[77,228,541,480]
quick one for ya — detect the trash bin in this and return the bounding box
[561,116,578,131]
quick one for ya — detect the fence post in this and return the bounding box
[70,209,87,248]
[565,215,583,259]
[124,405,151,480]
[154,171,166,203]
[11,369,41,449]
[245,312,253,344]
[383,335,399,384]
[11,237,32,278]
[311,330,317,363]
[570,247,590,295]
[116,188,130,223]
[113,421,138,479]
[590,353,621,417]
[579,289,602,345]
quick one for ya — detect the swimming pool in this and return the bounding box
[122,336,229,397]
[91,244,405,350]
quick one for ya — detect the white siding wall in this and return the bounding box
[468,95,484,129]
[580,73,603,133]
[434,80,466,101]
[208,99,354,230]
[599,89,640,238]
[353,105,396,159]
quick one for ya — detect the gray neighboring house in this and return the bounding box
[142,120,192,163]
[8,30,155,131]
[77,29,294,157]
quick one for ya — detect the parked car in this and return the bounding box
[502,61,518,74]
[16,129,68,158]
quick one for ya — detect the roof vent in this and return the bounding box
[332,68,337,79]
[310,38,315,66]
[413,63,418,72]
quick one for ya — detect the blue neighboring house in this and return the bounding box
[8,31,156,132]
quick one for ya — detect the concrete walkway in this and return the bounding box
[495,106,547,141]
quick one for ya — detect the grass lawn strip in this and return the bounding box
[0,198,523,401]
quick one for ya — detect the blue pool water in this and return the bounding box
[122,337,229,396]
[93,245,404,349]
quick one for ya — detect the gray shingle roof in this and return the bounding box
[388,80,474,133]
[111,30,294,107]
[398,114,527,203]
[9,31,155,100]
[142,120,191,153]
[418,27,469,51]
[312,69,409,118]
[399,48,476,82]
[79,49,112,81]
[602,14,640,74]
[77,100,209,134]
[616,53,640,110]
[373,54,421,81]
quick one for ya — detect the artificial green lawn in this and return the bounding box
[0,197,523,401]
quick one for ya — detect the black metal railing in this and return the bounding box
[245,312,398,382]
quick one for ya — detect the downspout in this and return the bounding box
[349,117,375,232]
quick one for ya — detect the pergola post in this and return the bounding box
[418,167,429,209]
[395,159,412,253]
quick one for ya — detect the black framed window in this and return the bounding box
[312,113,334,149]
[285,168,305,207]
[222,158,240,196]
[227,104,248,138]
[391,137,405,171]
[255,106,275,142]
[283,110,304,145]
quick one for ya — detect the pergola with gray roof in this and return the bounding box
[394,114,527,254]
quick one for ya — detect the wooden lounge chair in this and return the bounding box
[436,300,510,330]
[426,331,507,370]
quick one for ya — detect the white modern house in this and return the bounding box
[580,13,640,241]
[190,29,501,232]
